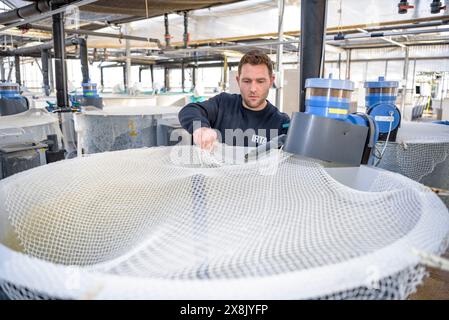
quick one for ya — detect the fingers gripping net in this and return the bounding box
[0,146,448,299]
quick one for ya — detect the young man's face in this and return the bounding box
[237,63,275,111]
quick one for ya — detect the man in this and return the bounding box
[178,50,290,150]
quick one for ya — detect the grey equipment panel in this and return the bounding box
[284,112,368,166]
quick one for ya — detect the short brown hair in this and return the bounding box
[238,50,274,76]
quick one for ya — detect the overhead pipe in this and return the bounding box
[0,0,99,33]
[344,20,449,34]
[167,26,449,56]
[0,0,52,25]
[10,37,80,56]
[28,24,162,48]
[329,27,449,41]
[299,0,328,112]
[163,62,239,69]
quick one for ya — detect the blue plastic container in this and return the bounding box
[368,102,401,134]
[364,76,399,108]
[305,78,354,121]
[82,82,99,98]
[0,82,21,99]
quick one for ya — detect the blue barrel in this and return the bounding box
[82,82,99,98]
[305,78,354,121]
[364,76,399,108]
[368,102,401,134]
[0,82,21,99]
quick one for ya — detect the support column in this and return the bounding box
[275,0,285,110]
[299,0,328,112]
[123,65,127,90]
[0,58,5,82]
[192,66,197,89]
[48,55,54,94]
[192,52,198,90]
[14,55,21,86]
[183,11,189,49]
[181,60,185,92]
[79,38,89,84]
[222,55,228,92]
[164,67,170,92]
[411,59,417,94]
[41,49,50,96]
[337,53,341,79]
[150,64,154,89]
[100,66,104,90]
[345,49,351,80]
[401,46,410,115]
[164,13,171,48]
[52,11,69,108]
[124,25,131,93]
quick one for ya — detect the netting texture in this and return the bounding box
[0,109,63,148]
[377,122,449,206]
[0,145,448,300]
[74,106,180,154]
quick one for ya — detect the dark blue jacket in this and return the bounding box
[179,93,290,147]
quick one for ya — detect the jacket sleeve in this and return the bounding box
[178,94,221,134]
[279,113,291,135]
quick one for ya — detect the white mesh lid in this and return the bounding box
[0,146,448,299]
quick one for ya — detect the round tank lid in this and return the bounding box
[364,76,399,88]
[305,78,354,91]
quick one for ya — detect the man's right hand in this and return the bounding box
[193,127,218,151]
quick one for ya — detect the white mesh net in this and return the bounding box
[0,145,448,300]
[0,109,63,149]
[377,122,449,207]
[74,106,181,154]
